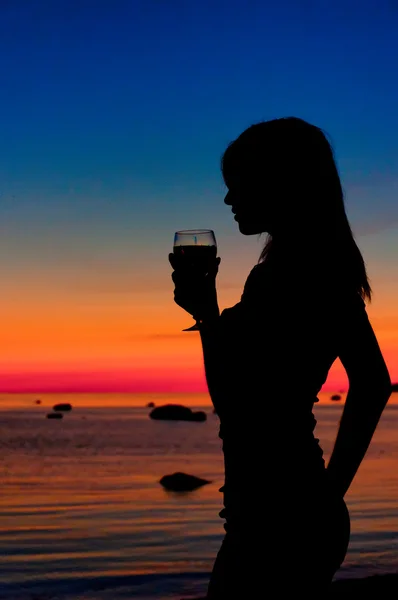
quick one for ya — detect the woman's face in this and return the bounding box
[223,167,277,236]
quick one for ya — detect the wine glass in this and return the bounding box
[173,229,217,331]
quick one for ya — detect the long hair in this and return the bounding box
[221,117,372,302]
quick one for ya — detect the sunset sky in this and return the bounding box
[1,1,398,400]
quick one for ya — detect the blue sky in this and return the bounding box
[0,0,398,291]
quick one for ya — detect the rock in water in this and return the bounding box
[46,412,63,419]
[149,404,207,421]
[159,472,211,491]
[53,403,72,412]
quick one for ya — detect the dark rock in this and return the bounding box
[149,404,207,422]
[392,383,398,391]
[159,472,211,491]
[46,412,63,419]
[53,403,72,412]
[35,399,41,404]
[331,394,342,401]
[147,401,156,407]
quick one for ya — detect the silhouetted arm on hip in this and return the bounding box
[326,298,392,498]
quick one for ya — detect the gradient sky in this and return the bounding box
[1,0,398,398]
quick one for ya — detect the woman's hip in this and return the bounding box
[207,497,350,597]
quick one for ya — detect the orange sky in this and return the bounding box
[0,229,397,396]
[0,270,397,396]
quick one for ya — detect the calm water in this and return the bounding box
[1,398,398,599]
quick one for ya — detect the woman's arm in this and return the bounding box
[199,302,246,410]
[326,299,392,498]
[199,313,224,407]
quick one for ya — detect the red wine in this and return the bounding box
[173,244,217,272]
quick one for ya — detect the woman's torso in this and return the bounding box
[213,261,356,525]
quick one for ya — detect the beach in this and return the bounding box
[1,395,398,599]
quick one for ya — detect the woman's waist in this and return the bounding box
[216,395,319,430]
[221,429,326,497]
[219,408,320,447]
[222,444,326,487]
[219,460,328,526]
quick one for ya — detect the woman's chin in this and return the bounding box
[237,221,263,235]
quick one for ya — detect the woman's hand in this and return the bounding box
[169,253,221,321]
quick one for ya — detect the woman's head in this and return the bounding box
[222,117,344,237]
[222,116,372,301]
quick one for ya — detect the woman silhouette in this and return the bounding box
[169,117,392,598]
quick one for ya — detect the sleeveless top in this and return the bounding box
[212,261,366,528]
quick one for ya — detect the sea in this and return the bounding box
[1,392,398,599]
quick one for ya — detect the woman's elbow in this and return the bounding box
[376,379,393,405]
[377,368,393,401]
[382,378,393,403]
[348,371,392,403]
